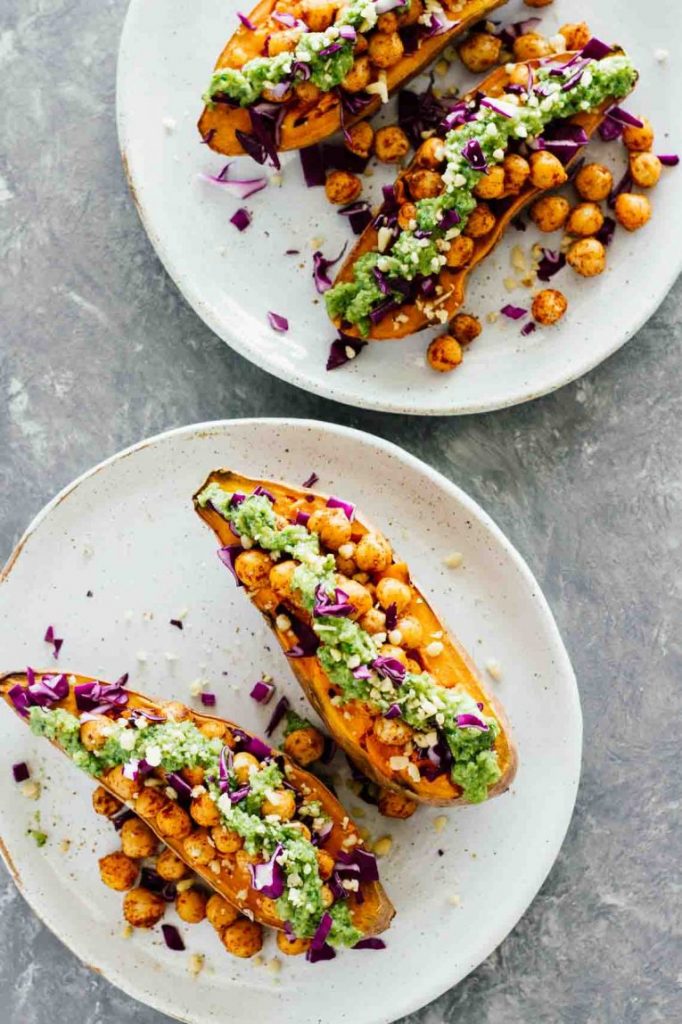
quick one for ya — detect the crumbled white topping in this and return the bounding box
[162,116,177,132]
[485,658,503,682]
[444,551,463,569]
[655,48,669,62]
[389,755,410,770]
[426,641,444,657]
[275,613,291,631]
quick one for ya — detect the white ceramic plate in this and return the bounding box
[0,419,579,1023]
[116,0,681,415]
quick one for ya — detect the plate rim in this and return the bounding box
[0,417,583,1023]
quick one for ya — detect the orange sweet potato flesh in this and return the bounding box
[198,0,508,156]
[193,470,517,807]
[0,671,394,937]
[331,49,635,340]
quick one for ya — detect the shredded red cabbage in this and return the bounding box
[300,145,326,187]
[598,116,623,142]
[217,545,244,586]
[603,106,643,128]
[112,808,135,831]
[338,200,372,235]
[237,102,285,169]
[480,96,516,119]
[267,311,289,332]
[265,695,290,736]
[312,244,347,294]
[237,11,256,29]
[43,624,63,659]
[322,143,369,175]
[12,762,30,783]
[284,612,320,657]
[249,842,285,898]
[497,16,540,49]
[233,728,272,760]
[302,472,319,487]
[321,735,337,764]
[533,122,589,164]
[372,656,406,685]
[326,335,367,370]
[326,495,355,521]
[536,249,566,282]
[253,484,276,503]
[75,679,129,714]
[141,867,177,902]
[500,304,527,320]
[580,37,612,60]
[658,154,680,166]
[199,163,267,198]
[306,942,336,963]
[384,602,397,631]
[169,618,183,630]
[456,713,489,731]
[10,672,69,717]
[295,510,310,526]
[607,168,633,209]
[353,937,386,950]
[230,207,252,231]
[200,692,217,707]
[398,86,450,148]
[161,924,185,951]
[335,848,379,882]
[313,583,354,617]
[384,703,401,719]
[166,772,193,806]
[520,322,537,337]
[250,679,276,705]
[595,216,616,247]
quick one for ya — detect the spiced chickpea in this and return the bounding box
[325,170,362,205]
[559,21,590,50]
[566,202,604,237]
[307,507,352,550]
[80,715,113,751]
[629,151,662,188]
[104,765,140,802]
[415,136,445,169]
[373,714,412,746]
[375,125,410,164]
[377,788,417,819]
[359,606,386,634]
[233,751,261,784]
[155,802,193,840]
[379,644,408,666]
[92,785,122,818]
[529,151,568,190]
[376,576,411,613]
[336,575,373,619]
[340,55,372,93]
[426,335,462,373]
[234,549,272,589]
[206,894,239,931]
[200,719,227,741]
[283,726,325,766]
[574,162,613,201]
[161,700,190,722]
[355,531,393,572]
[221,919,264,958]
[300,0,335,31]
[508,62,533,87]
[345,120,374,159]
[266,29,301,56]
[269,559,298,601]
[622,116,654,152]
[262,84,292,104]
[513,33,552,61]
[295,80,321,104]
[368,30,404,68]
[450,312,482,346]
[473,165,505,200]
[176,888,207,924]
[458,32,502,73]
[99,851,139,892]
[395,615,423,648]
[398,0,423,25]
[502,153,530,194]
[261,788,297,820]
[120,817,158,859]
[135,786,169,819]
[445,235,475,269]
[464,202,496,237]
[320,884,334,909]
[614,193,651,231]
[277,931,311,956]
[398,202,418,231]
[211,825,244,854]
[183,830,215,866]
[566,237,606,276]
[123,887,166,929]
[406,169,444,200]
[190,790,221,827]
[354,32,368,54]
[156,847,190,882]
[377,10,398,32]
[531,289,567,325]
[316,848,335,880]
[530,194,569,232]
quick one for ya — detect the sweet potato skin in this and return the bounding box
[330,50,635,340]
[198,0,509,156]
[0,671,394,937]
[193,470,517,807]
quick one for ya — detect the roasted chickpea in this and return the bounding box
[377,788,417,819]
[376,576,411,613]
[156,847,189,882]
[336,575,373,619]
[406,169,444,199]
[135,786,169,819]
[397,0,423,25]
[123,886,166,929]
[99,851,139,892]
[320,884,334,909]
[345,120,374,159]
[502,153,530,194]
[181,766,205,789]
[529,194,570,232]
[315,848,335,880]
[354,32,368,54]
[206,894,239,931]
[92,785,122,818]
[398,202,418,231]
[415,136,445,169]
[283,726,325,766]
[622,116,654,152]
[378,644,408,667]
[559,21,590,50]
[80,715,113,751]
[307,507,352,550]
[161,700,190,722]
[531,289,568,325]
[368,30,404,68]
[614,192,651,231]
[450,312,482,346]
[513,33,552,61]
[182,830,215,866]
[269,559,297,600]
[262,84,292,104]
[340,55,372,93]
[267,29,302,56]
[325,169,362,205]
[359,606,387,634]
[104,765,140,802]
[234,549,272,589]
[211,825,244,854]
[574,162,613,201]
[566,237,606,277]
[277,931,311,955]
[377,10,399,31]
[566,201,604,237]
[374,124,410,164]
[373,714,412,746]
[120,817,158,859]
[445,235,475,268]
[155,802,192,840]
[529,151,568,190]
[458,32,502,73]
[473,165,505,200]
[261,788,296,820]
[508,62,533,87]
[190,790,221,827]
[176,887,207,924]
[221,919,264,958]
[300,0,335,31]
[200,719,227,740]
[395,615,423,648]
[355,531,393,572]
[295,80,321,104]
[463,202,496,237]
[233,751,261,784]
[629,151,662,188]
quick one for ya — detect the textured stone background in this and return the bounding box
[1,1,681,1022]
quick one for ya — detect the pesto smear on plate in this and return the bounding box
[198,486,502,803]
[325,53,637,335]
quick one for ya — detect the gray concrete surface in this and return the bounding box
[1,1,681,1022]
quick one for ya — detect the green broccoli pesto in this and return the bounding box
[325,53,638,335]
[204,0,406,107]
[198,487,502,802]
[28,705,359,946]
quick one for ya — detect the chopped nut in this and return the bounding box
[434,815,448,833]
[176,878,195,893]
[485,658,503,682]
[444,551,463,569]
[448,893,461,907]
[21,780,41,801]
[268,957,282,975]
[121,923,134,939]
[425,641,444,658]
[373,835,393,857]
[188,953,205,977]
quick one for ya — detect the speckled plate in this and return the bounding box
[0,419,580,1023]
[116,0,682,415]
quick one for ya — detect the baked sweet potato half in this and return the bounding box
[198,0,508,158]
[1,671,394,955]
[194,471,517,807]
[325,42,638,338]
